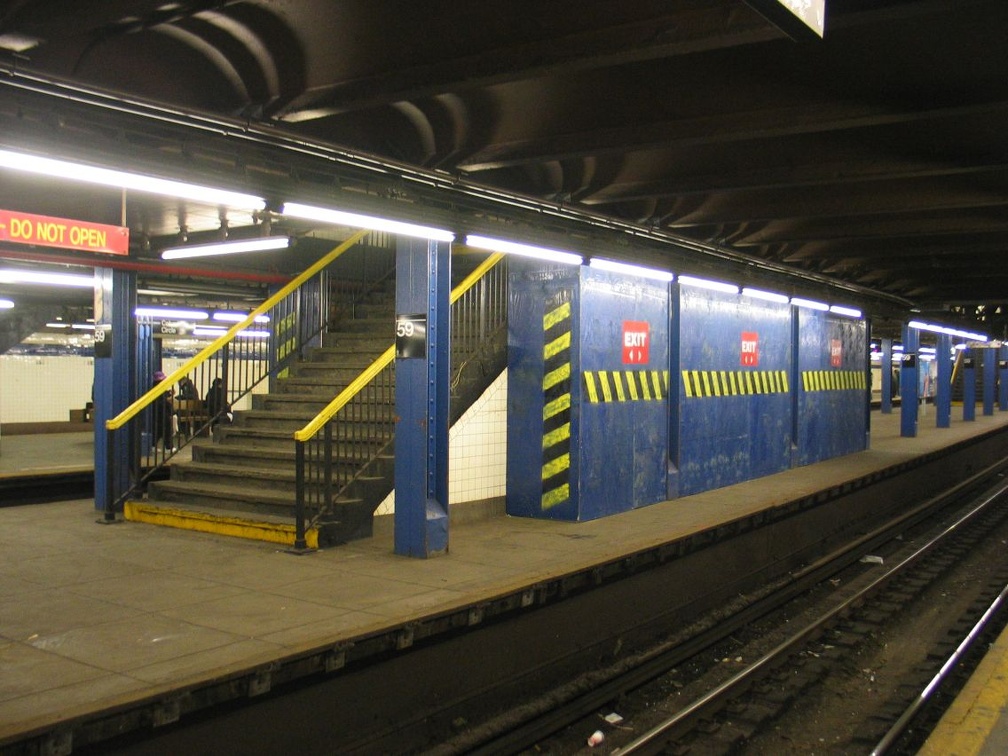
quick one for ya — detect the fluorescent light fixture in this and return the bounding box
[135,306,209,320]
[45,321,70,328]
[908,320,988,341]
[741,287,789,304]
[465,234,583,266]
[0,298,13,309]
[194,326,269,339]
[919,346,937,355]
[678,275,739,295]
[161,236,290,260]
[791,296,829,311]
[893,345,904,352]
[589,257,673,282]
[282,202,454,242]
[0,268,94,288]
[71,323,95,330]
[829,305,862,318]
[0,149,266,209]
[213,311,270,323]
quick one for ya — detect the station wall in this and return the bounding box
[676,289,793,496]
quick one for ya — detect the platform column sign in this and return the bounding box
[393,237,449,558]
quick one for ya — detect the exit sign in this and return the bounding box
[747,0,826,40]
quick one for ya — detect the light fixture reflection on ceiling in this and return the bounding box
[0,268,93,288]
[135,307,209,320]
[0,298,13,309]
[161,236,290,260]
[465,235,582,265]
[589,258,673,281]
[741,287,789,304]
[0,149,266,209]
[678,275,739,295]
[282,202,455,242]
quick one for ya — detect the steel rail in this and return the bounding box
[870,582,1008,755]
[614,476,1008,754]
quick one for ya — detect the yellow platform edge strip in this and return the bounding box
[124,501,319,549]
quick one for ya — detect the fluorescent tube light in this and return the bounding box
[465,234,583,266]
[45,321,70,328]
[71,323,95,330]
[194,325,269,339]
[0,148,266,209]
[589,257,673,282]
[213,311,270,323]
[161,236,290,260]
[741,287,789,304]
[0,298,13,309]
[678,275,739,295]
[0,268,93,287]
[829,305,862,318]
[282,202,454,242]
[790,296,829,311]
[908,320,988,341]
[135,307,209,320]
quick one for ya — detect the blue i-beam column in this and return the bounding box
[963,348,976,421]
[94,267,136,515]
[935,333,952,428]
[393,236,450,558]
[983,346,996,415]
[880,338,893,414]
[999,344,1008,411]
[900,324,919,437]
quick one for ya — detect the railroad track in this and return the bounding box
[432,461,1008,755]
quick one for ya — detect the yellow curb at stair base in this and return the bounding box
[124,501,319,549]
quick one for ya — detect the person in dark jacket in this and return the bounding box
[206,377,232,435]
[176,375,201,437]
[151,370,175,452]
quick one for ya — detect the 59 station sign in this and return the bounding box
[0,209,129,256]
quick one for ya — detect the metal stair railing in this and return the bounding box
[100,230,371,521]
[291,251,507,549]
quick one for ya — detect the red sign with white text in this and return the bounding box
[741,331,759,366]
[0,209,129,255]
[830,339,842,367]
[623,321,650,364]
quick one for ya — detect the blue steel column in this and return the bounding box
[983,346,996,415]
[999,345,1008,411]
[94,267,136,515]
[394,236,450,558]
[880,338,893,414]
[963,349,976,421]
[900,324,919,437]
[790,304,800,467]
[935,333,952,428]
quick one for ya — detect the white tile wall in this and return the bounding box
[0,355,94,422]
[376,369,509,515]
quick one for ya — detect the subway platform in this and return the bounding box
[2,408,1008,750]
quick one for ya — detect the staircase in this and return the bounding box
[135,250,507,547]
[142,279,396,544]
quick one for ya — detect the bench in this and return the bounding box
[173,399,210,438]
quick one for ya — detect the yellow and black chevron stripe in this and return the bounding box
[541,296,572,511]
[583,370,670,403]
[681,369,789,398]
[801,370,866,391]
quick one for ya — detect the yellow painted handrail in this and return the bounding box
[106,230,370,431]
[293,250,505,442]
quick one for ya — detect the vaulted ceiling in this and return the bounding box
[0,0,1005,335]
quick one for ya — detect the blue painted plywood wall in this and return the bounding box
[676,288,793,496]
[797,309,868,465]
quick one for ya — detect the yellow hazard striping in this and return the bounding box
[544,331,571,360]
[542,482,570,510]
[542,422,571,450]
[543,362,571,391]
[582,370,670,403]
[679,369,790,398]
[543,393,571,420]
[542,452,570,481]
[800,370,866,392]
[124,501,319,548]
[543,301,571,330]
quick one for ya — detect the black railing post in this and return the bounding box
[290,439,310,553]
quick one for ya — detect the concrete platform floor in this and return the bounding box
[2,407,1008,746]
